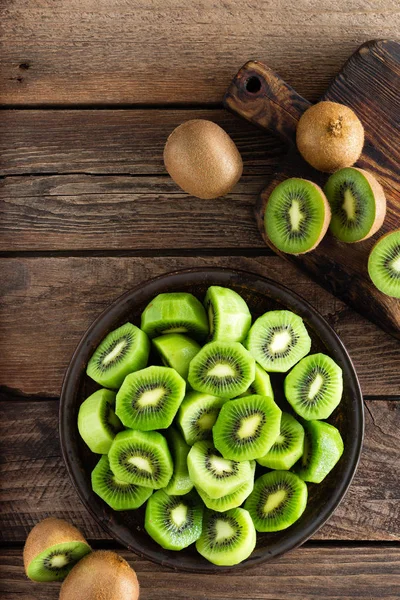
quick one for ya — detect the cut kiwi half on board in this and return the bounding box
[188,341,255,398]
[23,518,91,582]
[257,412,305,470]
[213,394,282,461]
[141,292,209,341]
[205,286,252,343]
[324,167,386,242]
[145,490,203,551]
[86,322,150,389]
[295,420,344,483]
[78,389,122,454]
[244,471,308,532]
[164,427,193,495]
[237,363,274,399]
[177,391,226,445]
[108,429,173,489]
[245,310,311,373]
[187,440,253,499]
[284,353,343,420]
[368,229,400,298]
[153,333,201,379]
[196,507,256,566]
[115,365,185,431]
[264,178,331,254]
[196,460,256,512]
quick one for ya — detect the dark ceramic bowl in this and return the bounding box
[60,268,364,573]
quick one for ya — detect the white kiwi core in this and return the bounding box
[342,189,357,220]
[171,504,188,528]
[238,414,262,439]
[128,456,153,472]
[270,330,291,354]
[263,489,287,513]
[215,519,235,542]
[288,199,304,231]
[208,363,235,378]
[50,555,69,569]
[210,455,234,475]
[103,340,126,365]
[138,387,165,407]
[197,411,217,430]
[308,373,324,400]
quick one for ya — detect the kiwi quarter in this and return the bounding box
[164,427,193,495]
[324,167,386,242]
[23,518,91,582]
[205,286,251,343]
[78,389,122,454]
[177,391,226,445]
[237,363,274,399]
[196,460,256,512]
[264,178,331,254]
[295,420,344,483]
[257,412,305,470]
[152,333,201,379]
[86,322,150,389]
[368,229,400,298]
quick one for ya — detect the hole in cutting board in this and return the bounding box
[245,76,262,93]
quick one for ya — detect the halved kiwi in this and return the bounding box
[152,333,201,379]
[115,365,185,431]
[264,178,331,254]
[196,460,256,512]
[23,518,91,582]
[245,310,311,373]
[284,353,343,420]
[188,341,255,398]
[295,420,344,483]
[368,229,400,298]
[244,471,308,532]
[205,286,252,343]
[86,323,150,388]
[164,427,193,495]
[108,429,173,489]
[257,412,304,470]
[177,391,226,445]
[237,363,274,399]
[141,292,209,340]
[78,389,122,454]
[212,394,281,461]
[196,507,256,566]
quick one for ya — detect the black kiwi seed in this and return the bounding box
[205,448,239,479]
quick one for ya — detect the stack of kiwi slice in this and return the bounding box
[78,287,345,567]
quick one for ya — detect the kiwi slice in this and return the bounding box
[245,310,311,373]
[141,292,209,341]
[205,286,252,343]
[237,363,274,399]
[177,391,225,445]
[91,455,153,510]
[23,518,91,582]
[145,490,203,551]
[86,323,150,388]
[324,168,386,243]
[284,353,343,420]
[108,429,173,489]
[264,178,331,254]
[187,440,253,499]
[188,341,255,398]
[368,229,400,298]
[196,461,256,512]
[77,389,122,454]
[295,420,344,483]
[213,395,281,461]
[244,471,308,532]
[153,333,200,379]
[164,428,193,495]
[115,365,186,431]
[196,507,256,566]
[257,412,305,470]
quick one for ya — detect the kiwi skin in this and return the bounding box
[60,551,139,600]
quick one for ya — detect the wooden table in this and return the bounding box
[1,2,399,598]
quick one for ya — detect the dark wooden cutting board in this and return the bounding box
[224,40,400,340]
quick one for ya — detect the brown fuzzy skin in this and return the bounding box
[351,168,387,241]
[163,119,243,199]
[296,101,364,173]
[294,180,331,254]
[60,551,140,600]
[23,518,90,574]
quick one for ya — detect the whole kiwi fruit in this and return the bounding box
[163,119,243,199]
[296,101,364,172]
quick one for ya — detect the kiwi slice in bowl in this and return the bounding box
[205,286,252,343]
[257,412,305,470]
[284,353,343,420]
[264,178,331,254]
[187,440,253,499]
[237,363,274,399]
[213,395,281,461]
[244,471,308,532]
[295,420,344,483]
[108,429,173,489]
[368,229,400,298]
[324,167,386,242]
[188,341,255,398]
[196,507,256,566]
[86,323,150,389]
[245,310,311,373]
[145,490,203,551]
[141,292,209,340]
[91,455,153,510]
[196,460,256,512]
[153,333,201,379]
[177,391,225,445]
[78,389,122,454]
[164,427,193,495]
[115,365,185,431]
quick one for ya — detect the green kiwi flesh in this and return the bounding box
[26,542,91,582]
[196,461,256,512]
[244,471,307,532]
[284,353,343,420]
[164,428,193,495]
[237,364,274,399]
[245,310,311,373]
[368,230,400,298]
[78,389,122,454]
[295,420,344,483]
[177,391,225,445]
[86,323,150,388]
[141,292,209,340]
[257,412,304,470]
[152,333,201,379]
[205,286,252,343]
[212,395,282,461]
